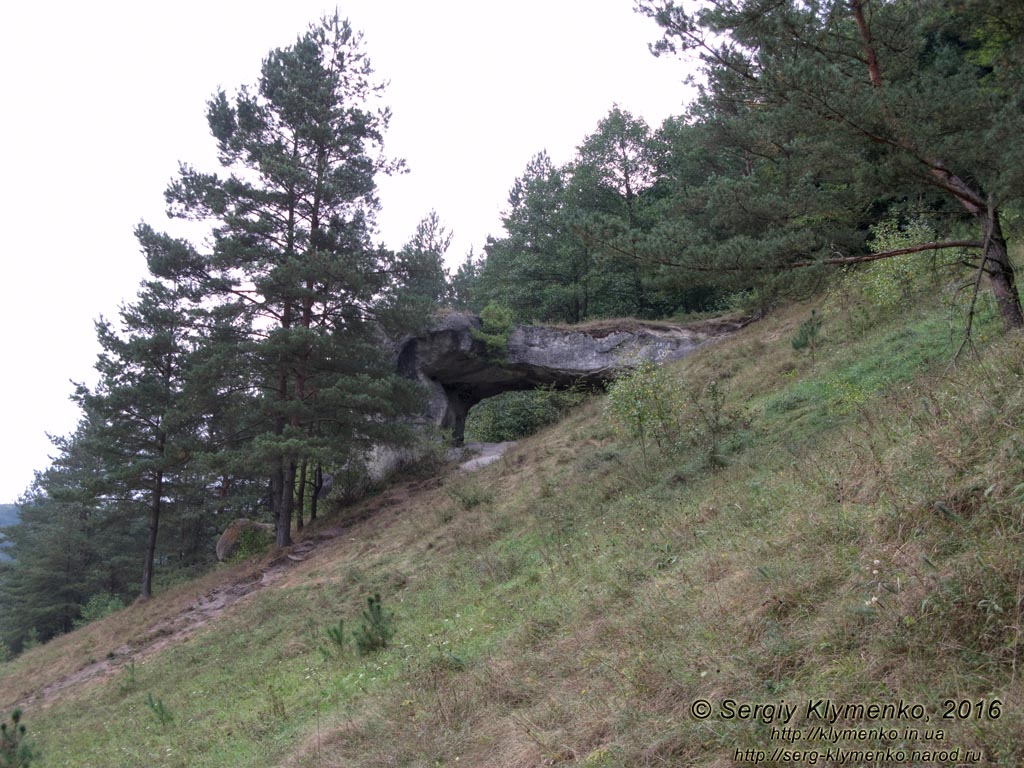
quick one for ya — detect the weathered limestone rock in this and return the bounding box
[396,313,734,443]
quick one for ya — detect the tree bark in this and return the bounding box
[295,458,308,531]
[276,460,296,548]
[141,467,163,600]
[980,210,1024,329]
[850,0,883,88]
[310,463,323,522]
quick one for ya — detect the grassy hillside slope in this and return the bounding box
[2,290,1023,767]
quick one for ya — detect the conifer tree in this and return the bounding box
[448,248,483,312]
[637,0,1024,329]
[0,708,35,767]
[153,14,422,547]
[397,210,453,312]
[74,276,200,599]
[479,152,596,322]
[0,425,136,649]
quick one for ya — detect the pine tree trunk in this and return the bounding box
[310,463,323,522]
[296,458,308,531]
[981,211,1024,330]
[275,460,296,548]
[141,469,163,600]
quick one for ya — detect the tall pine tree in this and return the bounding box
[153,14,421,547]
[74,277,200,599]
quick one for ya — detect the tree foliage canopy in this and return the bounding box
[635,0,1024,326]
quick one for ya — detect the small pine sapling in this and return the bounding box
[320,619,347,660]
[117,661,137,695]
[145,693,174,727]
[791,310,822,362]
[690,379,734,468]
[353,593,394,656]
[1,709,35,768]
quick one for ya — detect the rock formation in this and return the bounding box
[396,313,736,443]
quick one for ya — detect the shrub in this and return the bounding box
[73,592,126,629]
[791,310,822,360]
[606,360,686,461]
[606,360,740,467]
[859,216,938,310]
[228,525,274,563]
[446,477,495,510]
[831,214,953,332]
[687,378,737,468]
[465,386,584,442]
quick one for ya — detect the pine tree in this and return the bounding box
[0,425,137,649]
[74,277,200,599]
[397,210,453,312]
[637,0,1024,329]
[479,152,598,323]
[155,14,422,547]
[570,106,669,317]
[448,248,483,312]
[353,593,394,655]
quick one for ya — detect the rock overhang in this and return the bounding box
[396,312,734,443]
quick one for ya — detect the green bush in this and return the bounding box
[791,310,822,360]
[860,216,937,310]
[687,378,737,468]
[606,360,739,467]
[73,592,126,629]
[832,214,955,332]
[228,526,274,563]
[466,386,584,443]
[446,478,495,510]
[605,359,686,460]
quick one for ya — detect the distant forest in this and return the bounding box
[2,1,1023,656]
[0,504,18,527]
[0,504,17,563]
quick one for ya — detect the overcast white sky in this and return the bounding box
[0,1,696,503]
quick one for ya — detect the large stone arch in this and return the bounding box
[396,313,733,444]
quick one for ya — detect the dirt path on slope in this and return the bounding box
[17,477,440,710]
